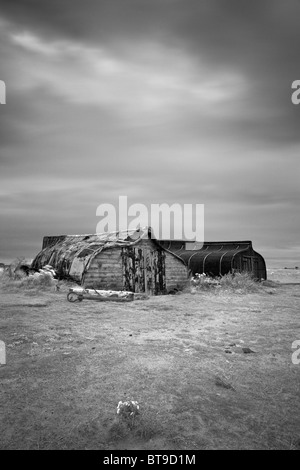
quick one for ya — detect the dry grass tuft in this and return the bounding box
[0,270,57,291]
[219,272,261,293]
[108,408,162,444]
[191,272,262,294]
[0,259,59,292]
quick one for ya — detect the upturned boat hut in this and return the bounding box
[32,227,188,294]
[159,240,267,280]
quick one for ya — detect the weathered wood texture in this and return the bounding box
[33,230,189,294]
[83,248,123,290]
[164,251,189,290]
[42,235,66,250]
[82,239,187,294]
[68,287,134,302]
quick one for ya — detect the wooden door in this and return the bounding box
[122,246,166,294]
[122,246,144,293]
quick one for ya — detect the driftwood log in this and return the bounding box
[67,287,135,302]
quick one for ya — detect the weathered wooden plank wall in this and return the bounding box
[83,248,123,290]
[164,251,188,290]
[82,239,188,293]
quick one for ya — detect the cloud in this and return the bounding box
[7,28,248,123]
[11,30,60,56]
[0,2,300,265]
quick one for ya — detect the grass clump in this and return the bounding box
[191,273,220,291]
[108,401,162,443]
[218,272,261,293]
[191,271,261,294]
[0,259,58,291]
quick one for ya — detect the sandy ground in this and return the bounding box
[0,268,299,450]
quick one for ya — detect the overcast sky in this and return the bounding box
[0,0,299,266]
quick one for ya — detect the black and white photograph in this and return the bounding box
[0,0,299,453]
